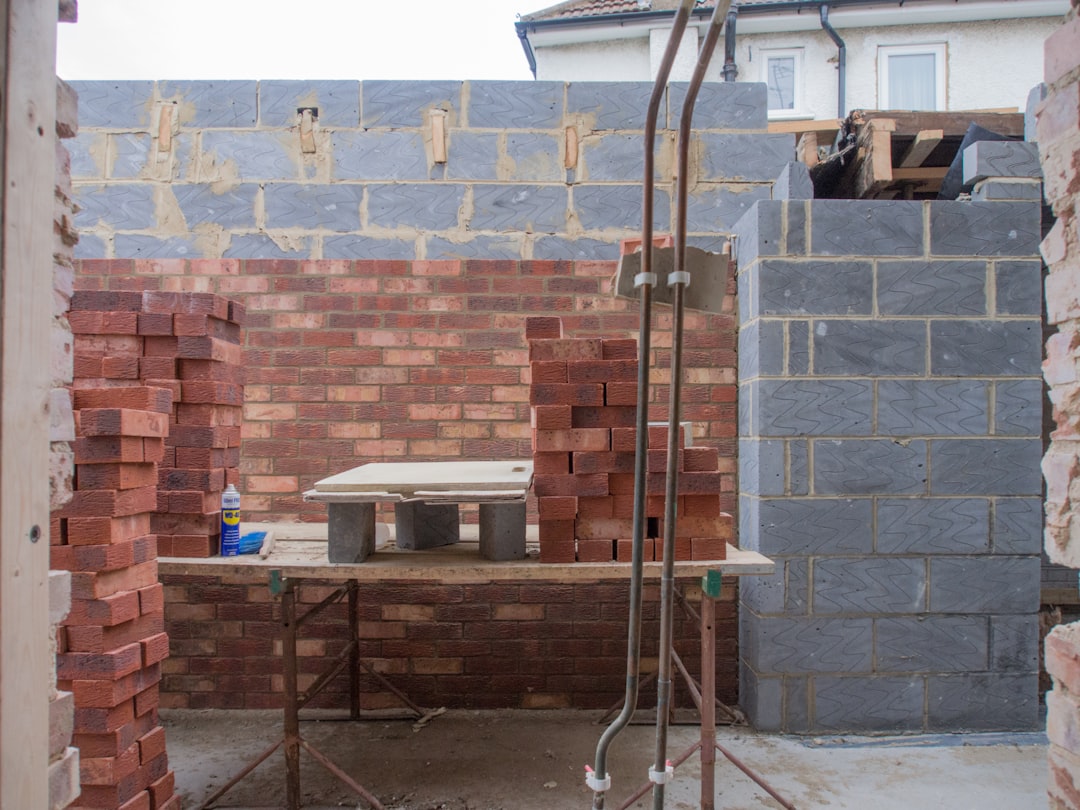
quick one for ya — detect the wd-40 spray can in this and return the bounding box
[221,484,241,556]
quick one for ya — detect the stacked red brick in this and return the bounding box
[144,293,244,557]
[527,316,731,563]
[53,384,178,810]
[68,290,245,558]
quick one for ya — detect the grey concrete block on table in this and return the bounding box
[69,80,154,129]
[813,320,926,376]
[751,497,873,556]
[876,617,988,672]
[173,183,258,228]
[962,141,1042,185]
[327,502,377,564]
[468,81,563,129]
[368,183,464,230]
[877,260,987,316]
[814,676,925,733]
[567,82,652,129]
[201,131,297,181]
[929,438,1043,496]
[698,133,793,182]
[264,184,363,232]
[929,201,1041,256]
[929,556,1041,613]
[74,184,157,231]
[754,379,872,437]
[259,80,360,128]
[756,259,872,316]
[930,320,1041,377]
[928,673,1040,731]
[395,502,460,550]
[472,185,567,232]
[772,162,813,200]
[813,557,925,614]
[813,439,927,496]
[876,498,989,554]
[333,130,431,181]
[362,81,462,128]
[992,498,1043,554]
[478,502,526,561]
[159,81,258,127]
[809,200,923,256]
[877,380,989,436]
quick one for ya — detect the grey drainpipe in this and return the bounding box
[819,3,846,118]
[516,22,538,78]
[721,8,738,82]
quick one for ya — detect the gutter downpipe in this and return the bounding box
[515,22,538,78]
[721,8,738,82]
[653,3,730,808]
[587,2,696,809]
[819,3,846,118]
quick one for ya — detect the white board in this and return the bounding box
[314,460,533,494]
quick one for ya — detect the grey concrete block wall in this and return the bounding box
[735,188,1044,733]
[68,80,776,261]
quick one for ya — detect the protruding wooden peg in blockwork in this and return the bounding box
[429,109,448,164]
[157,104,173,154]
[299,108,317,154]
[564,126,579,170]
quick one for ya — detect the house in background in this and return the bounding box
[516,0,1066,123]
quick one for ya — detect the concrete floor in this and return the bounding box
[163,708,1048,809]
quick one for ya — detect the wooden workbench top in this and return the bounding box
[158,523,774,584]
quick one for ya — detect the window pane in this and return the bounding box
[766,56,795,110]
[888,53,936,110]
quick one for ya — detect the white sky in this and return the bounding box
[57,1,558,82]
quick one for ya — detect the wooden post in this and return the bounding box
[0,1,58,808]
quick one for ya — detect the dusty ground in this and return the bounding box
[163,708,1048,810]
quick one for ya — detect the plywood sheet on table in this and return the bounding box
[314,460,533,494]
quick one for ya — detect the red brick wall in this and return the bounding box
[75,257,741,711]
[161,575,739,711]
[74,258,738,522]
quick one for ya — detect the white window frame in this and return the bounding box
[877,43,947,111]
[760,48,806,120]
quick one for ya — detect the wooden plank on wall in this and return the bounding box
[0,1,57,807]
[854,118,895,199]
[899,129,944,168]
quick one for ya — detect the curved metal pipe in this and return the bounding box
[653,3,731,808]
[820,4,847,118]
[588,3,697,809]
[721,9,738,82]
